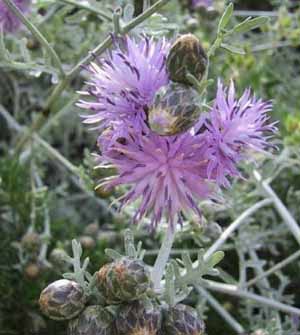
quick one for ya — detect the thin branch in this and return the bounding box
[202,280,300,316]
[252,41,296,53]
[197,287,245,334]
[204,198,273,261]
[0,105,115,217]
[2,0,65,78]
[253,170,300,246]
[245,249,300,289]
[233,10,279,17]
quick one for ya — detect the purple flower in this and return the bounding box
[191,0,213,9]
[202,80,277,187]
[78,35,277,228]
[77,36,170,132]
[0,0,31,33]
[97,129,210,229]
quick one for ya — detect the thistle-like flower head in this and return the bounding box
[77,36,169,132]
[78,35,277,229]
[97,129,210,229]
[202,80,277,187]
[0,0,31,33]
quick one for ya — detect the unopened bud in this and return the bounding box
[167,34,208,85]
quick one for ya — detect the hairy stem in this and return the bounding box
[3,0,65,78]
[151,226,176,290]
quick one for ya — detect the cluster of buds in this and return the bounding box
[16,231,44,280]
[39,252,206,334]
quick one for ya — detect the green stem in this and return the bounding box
[151,226,176,290]
[202,280,300,316]
[34,136,80,176]
[207,34,223,58]
[58,0,112,21]
[3,0,65,78]
[14,0,170,153]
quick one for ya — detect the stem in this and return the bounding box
[58,0,112,21]
[14,0,170,152]
[204,199,273,261]
[202,280,300,316]
[252,41,295,52]
[207,35,223,58]
[35,136,80,176]
[254,170,300,246]
[196,287,245,334]
[233,10,279,17]
[151,226,176,290]
[245,249,300,289]
[3,0,65,78]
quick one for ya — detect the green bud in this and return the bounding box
[96,257,152,304]
[167,34,208,85]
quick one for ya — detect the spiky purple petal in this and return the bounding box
[202,80,277,187]
[97,129,210,229]
[77,36,170,132]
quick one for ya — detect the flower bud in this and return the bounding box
[21,232,41,252]
[163,304,206,335]
[83,223,99,236]
[24,263,41,280]
[68,305,116,335]
[167,34,208,85]
[96,257,151,304]
[116,300,162,335]
[148,83,200,136]
[39,279,86,320]
[49,248,68,267]
[79,236,96,250]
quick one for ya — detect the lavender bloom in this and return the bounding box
[78,35,277,228]
[77,36,169,132]
[0,0,31,33]
[202,81,277,187]
[191,0,213,9]
[97,129,210,229]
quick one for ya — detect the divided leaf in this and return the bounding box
[163,249,224,306]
